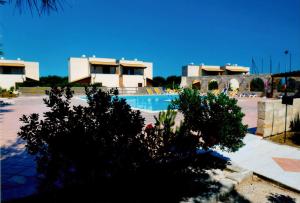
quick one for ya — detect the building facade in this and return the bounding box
[182,63,249,77]
[68,57,153,88]
[181,63,253,92]
[0,59,39,89]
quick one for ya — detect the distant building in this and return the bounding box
[68,57,153,88]
[182,63,250,77]
[221,64,250,75]
[180,63,252,92]
[0,58,39,89]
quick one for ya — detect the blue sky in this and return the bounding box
[1,0,300,77]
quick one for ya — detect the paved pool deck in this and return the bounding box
[216,134,300,192]
[1,96,299,201]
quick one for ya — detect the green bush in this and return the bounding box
[172,88,247,152]
[250,78,264,91]
[0,87,17,98]
[208,80,218,90]
[18,86,246,201]
[290,113,300,132]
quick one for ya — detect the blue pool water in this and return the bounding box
[118,95,178,111]
[81,95,178,111]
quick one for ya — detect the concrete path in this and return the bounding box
[216,134,300,191]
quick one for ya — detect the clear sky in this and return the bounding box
[1,0,300,77]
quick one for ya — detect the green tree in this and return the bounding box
[152,76,166,87]
[250,78,264,91]
[4,0,63,14]
[172,88,247,151]
[18,86,246,201]
[208,80,218,90]
[166,75,181,89]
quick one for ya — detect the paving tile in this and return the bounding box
[272,157,300,172]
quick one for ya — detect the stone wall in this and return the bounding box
[256,98,300,137]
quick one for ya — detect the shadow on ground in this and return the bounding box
[1,138,38,202]
[2,141,251,203]
[247,127,257,134]
[267,193,297,203]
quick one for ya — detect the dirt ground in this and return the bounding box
[234,175,300,203]
[266,132,300,149]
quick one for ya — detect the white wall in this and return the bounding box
[143,62,153,79]
[0,74,25,89]
[68,57,90,82]
[24,61,39,80]
[180,76,188,88]
[187,65,200,77]
[88,57,117,63]
[92,74,119,87]
[122,75,145,87]
[119,59,153,80]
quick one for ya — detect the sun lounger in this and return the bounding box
[211,89,220,96]
[146,88,154,95]
[229,90,238,97]
[154,87,162,94]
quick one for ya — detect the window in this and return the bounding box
[2,67,12,74]
[103,66,110,74]
[138,83,143,87]
[123,67,129,75]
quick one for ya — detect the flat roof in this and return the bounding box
[0,62,25,67]
[89,61,118,66]
[201,67,224,72]
[225,67,249,72]
[120,63,147,68]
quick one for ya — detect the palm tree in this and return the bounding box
[2,0,64,14]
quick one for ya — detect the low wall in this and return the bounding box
[256,98,300,137]
[18,87,87,95]
[18,87,150,95]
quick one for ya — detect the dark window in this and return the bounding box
[129,69,134,75]
[3,67,12,74]
[123,67,129,75]
[103,66,110,74]
[138,83,143,87]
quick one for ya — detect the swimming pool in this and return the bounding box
[81,94,178,112]
[118,95,178,111]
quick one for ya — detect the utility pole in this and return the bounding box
[289,52,292,72]
[269,56,272,74]
[283,50,289,143]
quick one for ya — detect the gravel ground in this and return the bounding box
[233,175,300,203]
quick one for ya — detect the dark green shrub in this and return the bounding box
[208,80,218,90]
[0,87,17,98]
[250,78,264,91]
[290,113,300,132]
[18,86,246,201]
[172,88,247,152]
[152,76,166,87]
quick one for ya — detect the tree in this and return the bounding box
[3,0,63,14]
[18,86,246,201]
[250,78,264,91]
[208,80,218,90]
[171,88,247,152]
[17,75,69,87]
[152,76,166,87]
[166,75,181,89]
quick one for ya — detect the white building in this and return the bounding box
[68,57,153,87]
[0,58,39,89]
[182,63,249,77]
